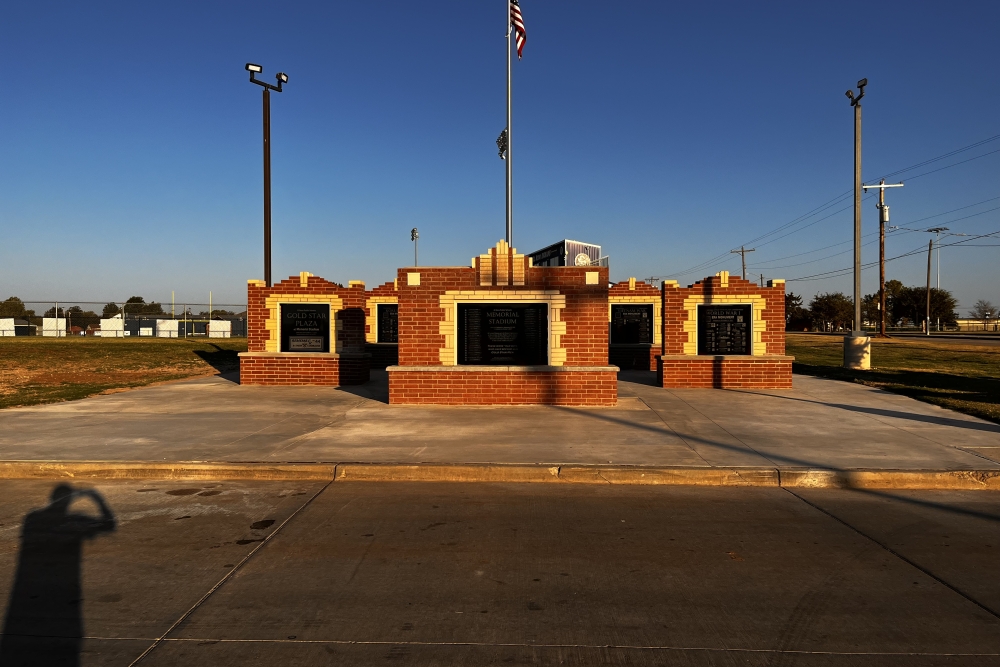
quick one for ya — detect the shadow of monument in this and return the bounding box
[193,343,241,383]
[0,484,116,667]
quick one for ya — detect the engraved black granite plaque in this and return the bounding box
[280,303,330,353]
[697,304,751,355]
[458,303,547,365]
[610,304,653,345]
[377,304,398,343]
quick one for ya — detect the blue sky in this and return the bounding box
[2,1,998,312]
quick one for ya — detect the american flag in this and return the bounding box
[510,0,526,59]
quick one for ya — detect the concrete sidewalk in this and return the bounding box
[0,370,997,480]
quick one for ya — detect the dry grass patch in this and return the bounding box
[0,337,247,409]
[786,333,1000,424]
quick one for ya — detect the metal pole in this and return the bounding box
[879,182,886,337]
[506,4,513,247]
[853,102,862,334]
[925,239,932,336]
[415,236,418,266]
[263,87,272,287]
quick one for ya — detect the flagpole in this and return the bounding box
[506,2,513,246]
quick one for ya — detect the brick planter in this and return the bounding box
[388,366,619,406]
[657,355,793,389]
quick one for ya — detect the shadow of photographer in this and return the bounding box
[0,484,116,667]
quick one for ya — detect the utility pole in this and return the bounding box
[862,179,904,338]
[844,78,869,369]
[925,239,933,336]
[926,227,948,332]
[730,246,755,279]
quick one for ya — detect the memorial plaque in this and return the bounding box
[610,304,653,345]
[280,303,330,353]
[458,303,547,365]
[377,304,398,343]
[697,304,751,355]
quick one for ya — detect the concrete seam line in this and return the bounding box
[783,487,1000,622]
[127,479,334,666]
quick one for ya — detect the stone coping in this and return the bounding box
[239,351,372,359]
[658,354,795,361]
[387,365,620,373]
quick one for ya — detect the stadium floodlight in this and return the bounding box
[245,63,262,73]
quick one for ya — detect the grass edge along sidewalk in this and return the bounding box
[1,461,1000,490]
[786,333,1000,425]
[0,337,247,409]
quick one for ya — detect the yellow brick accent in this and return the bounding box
[478,254,493,286]
[348,280,365,288]
[299,271,313,287]
[628,277,636,291]
[365,295,399,343]
[767,279,785,287]
[586,272,600,285]
[407,272,420,286]
[608,294,662,344]
[263,294,344,353]
[680,293,767,356]
[715,270,729,288]
[664,280,679,288]
[476,240,527,287]
[247,279,265,287]
[438,290,567,366]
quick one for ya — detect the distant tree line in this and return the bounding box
[785,280,963,331]
[2,296,245,326]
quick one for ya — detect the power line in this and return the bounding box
[659,133,1000,281]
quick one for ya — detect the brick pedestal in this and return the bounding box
[388,366,618,406]
[239,351,370,386]
[658,355,794,389]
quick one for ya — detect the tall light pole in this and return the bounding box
[844,78,869,369]
[862,179,904,337]
[411,228,419,266]
[246,63,288,287]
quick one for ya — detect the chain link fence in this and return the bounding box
[0,300,247,338]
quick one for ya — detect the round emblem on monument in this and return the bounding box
[574,253,591,267]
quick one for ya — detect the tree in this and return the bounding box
[122,296,165,317]
[809,292,854,331]
[862,293,880,328]
[102,303,121,318]
[970,300,996,324]
[884,279,905,326]
[891,286,958,329]
[784,292,810,331]
[0,297,33,319]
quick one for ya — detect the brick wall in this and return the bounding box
[658,272,791,389]
[241,273,369,386]
[608,278,661,371]
[391,241,616,405]
[388,369,617,406]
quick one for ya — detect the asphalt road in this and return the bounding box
[2,481,1000,666]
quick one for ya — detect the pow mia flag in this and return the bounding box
[496,128,508,160]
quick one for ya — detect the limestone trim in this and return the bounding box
[365,295,399,343]
[263,294,344,353]
[680,294,768,356]
[437,290,567,366]
[608,295,662,345]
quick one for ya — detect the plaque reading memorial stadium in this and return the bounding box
[280,303,330,353]
[377,303,398,343]
[610,304,653,345]
[457,304,548,365]
[697,304,751,355]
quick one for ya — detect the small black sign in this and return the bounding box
[697,304,752,355]
[280,303,330,353]
[458,303,548,365]
[610,304,653,345]
[377,304,398,343]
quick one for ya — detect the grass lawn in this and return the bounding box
[786,333,1000,424]
[0,337,247,409]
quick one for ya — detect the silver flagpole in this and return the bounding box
[506,1,513,246]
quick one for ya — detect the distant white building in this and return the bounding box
[156,319,179,338]
[208,320,232,338]
[42,318,67,337]
[0,318,15,337]
[99,314,125,338]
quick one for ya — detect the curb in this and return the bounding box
[1,461,1000,490]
